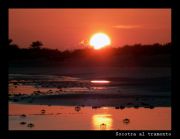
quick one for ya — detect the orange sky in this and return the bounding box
[9,9,171,50]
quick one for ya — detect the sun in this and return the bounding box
[89,33,111,50]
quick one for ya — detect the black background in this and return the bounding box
[0,0,178,138]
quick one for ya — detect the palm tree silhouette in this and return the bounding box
[30,41,43,49]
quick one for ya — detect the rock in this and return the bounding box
[27,123,34,128]
[100,123,106,130]
[75,106,81,112]
[20,114,26,118]
[120,106,125,109]
[123,118,130,124]
[41,109,46,114]
[20,121,26,125]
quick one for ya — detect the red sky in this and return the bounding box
[9,9,171,50]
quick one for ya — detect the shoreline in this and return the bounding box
[9,93,171,107]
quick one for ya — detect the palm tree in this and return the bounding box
[30,41,43,49]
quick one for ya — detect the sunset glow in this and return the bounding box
[9,9,171,50]
[8,9,171,131]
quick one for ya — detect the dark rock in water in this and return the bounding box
[75,106,81,112]
[123,118,130,124]
[92,106,101,109]
[120,106,125,109]
[33,91,41,95]
[59,89,63,91]
[55,91,59,93]
[149,105,154,109]
[37,91,41,93]
[27,123,34,128]
[47,90,53,93]
[144,105,154,109]
[20,121,26,125]
[134,105,139,109]
[100,123,106,130]
[20,114,26,118]
[41,109,46,114]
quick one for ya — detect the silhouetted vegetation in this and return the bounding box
[8,39,171,67]
[30,41,43,49]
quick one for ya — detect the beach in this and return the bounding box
[8,67,171,130]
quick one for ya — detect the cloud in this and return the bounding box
[112,25,141,29]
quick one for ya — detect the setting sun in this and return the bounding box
[89,33,111,50]
[9,9,171,131]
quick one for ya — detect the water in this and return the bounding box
[9,104,171,130]
[8,67,171,130]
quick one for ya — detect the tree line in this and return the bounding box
[8,39,171,66]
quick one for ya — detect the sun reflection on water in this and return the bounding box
[92,114,112,130]
[90,80,110,84]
